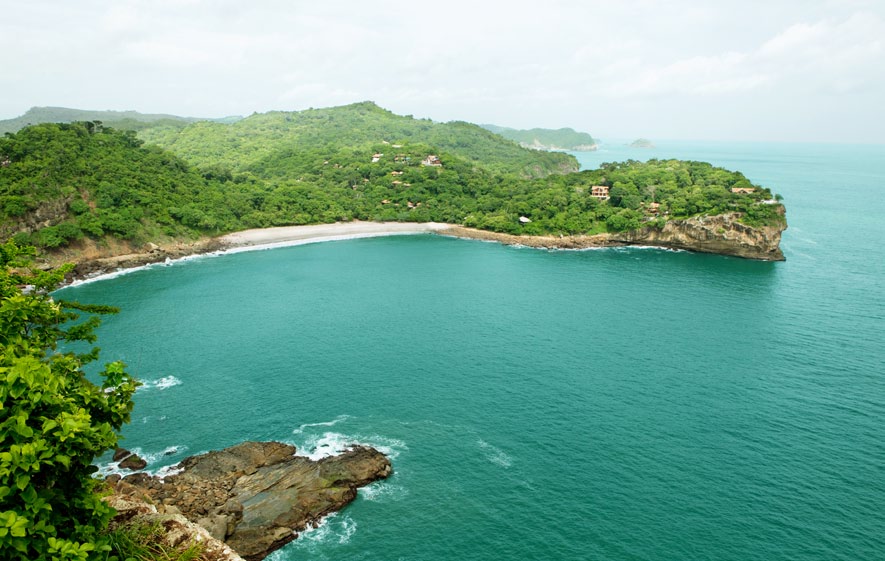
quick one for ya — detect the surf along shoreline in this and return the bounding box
[59,221,631,284]
[59,211,785,285]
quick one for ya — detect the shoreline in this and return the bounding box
[59,216,783,284]
[63,222,455,285]
[62,221,627,285]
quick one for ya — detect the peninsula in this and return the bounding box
[0,102,787,276]
[481,124,599,151]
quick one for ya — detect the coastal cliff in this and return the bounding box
[110,441,392,561]
[608,212,786,261]
[441,211,786,260]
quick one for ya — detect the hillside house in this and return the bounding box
[590,185,610,199]
[646,202,661,214]
[372,153,383,163]
[422,155,442,167]
[731,187,756,194]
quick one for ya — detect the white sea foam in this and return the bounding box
[295,430,407,461]
[614,245,685,253]
[139,376,182,391]
[360,481,409,502]
[477,439,513,468]
[62,250,227,288]
[94,444,188,478]
[298,513,357,546]
[154,463,185,479]
[292,414,350,435]
[265,513,357,558]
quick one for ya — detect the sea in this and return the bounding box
[56,140,885,561]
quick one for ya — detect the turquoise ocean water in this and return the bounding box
[57,140,885,560]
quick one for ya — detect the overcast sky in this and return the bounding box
[2,0,883,143]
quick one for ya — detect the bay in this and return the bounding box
[57,140,885,560]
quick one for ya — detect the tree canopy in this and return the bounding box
[0,240,138,560]
[0,105,785,253]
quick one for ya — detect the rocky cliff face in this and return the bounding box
[609,212,787,261]
[0,196,73,240]
[111,441,392,561]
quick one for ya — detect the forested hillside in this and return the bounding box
[0,107,208,135]
[481,124,598,150]
[0,104,784,253]
[0,122,237,248]
[139,102,579,179]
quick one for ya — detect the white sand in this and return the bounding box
[219,221,451,253]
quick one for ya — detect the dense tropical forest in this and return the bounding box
[480,124,598,150]
[0,103,784,252]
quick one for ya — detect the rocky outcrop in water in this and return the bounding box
[110,441,392,561]
[113,447,147,470]
[609,212,786,261]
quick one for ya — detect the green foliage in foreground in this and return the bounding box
[0,240,138,560]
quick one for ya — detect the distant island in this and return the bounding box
[629,138,656,148]
[481,124,598,151]
[0,102,786,266]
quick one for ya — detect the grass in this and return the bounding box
[103,520,207,561]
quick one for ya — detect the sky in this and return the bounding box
[2,0,883,143]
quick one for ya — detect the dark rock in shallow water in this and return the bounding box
[112,441,392,561]
[114,447,148,470]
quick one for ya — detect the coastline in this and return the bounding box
[59,216,783,284]
[64,222,455,284]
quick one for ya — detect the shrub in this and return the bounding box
[0,240,138,561]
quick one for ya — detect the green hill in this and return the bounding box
[481,124,598,151]
[0,106,242,135]
[138,102,579,179]
[0,122,237,248]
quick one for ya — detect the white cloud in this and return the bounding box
[0,1,883,142]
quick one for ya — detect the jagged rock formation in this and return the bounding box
[58,238,225,280]
[609,212,786,261]
[110,441,392,561]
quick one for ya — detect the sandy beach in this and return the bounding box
[219,221,452,251]
[63,220,626,284]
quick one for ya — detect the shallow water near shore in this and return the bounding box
[58,140,885,560]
